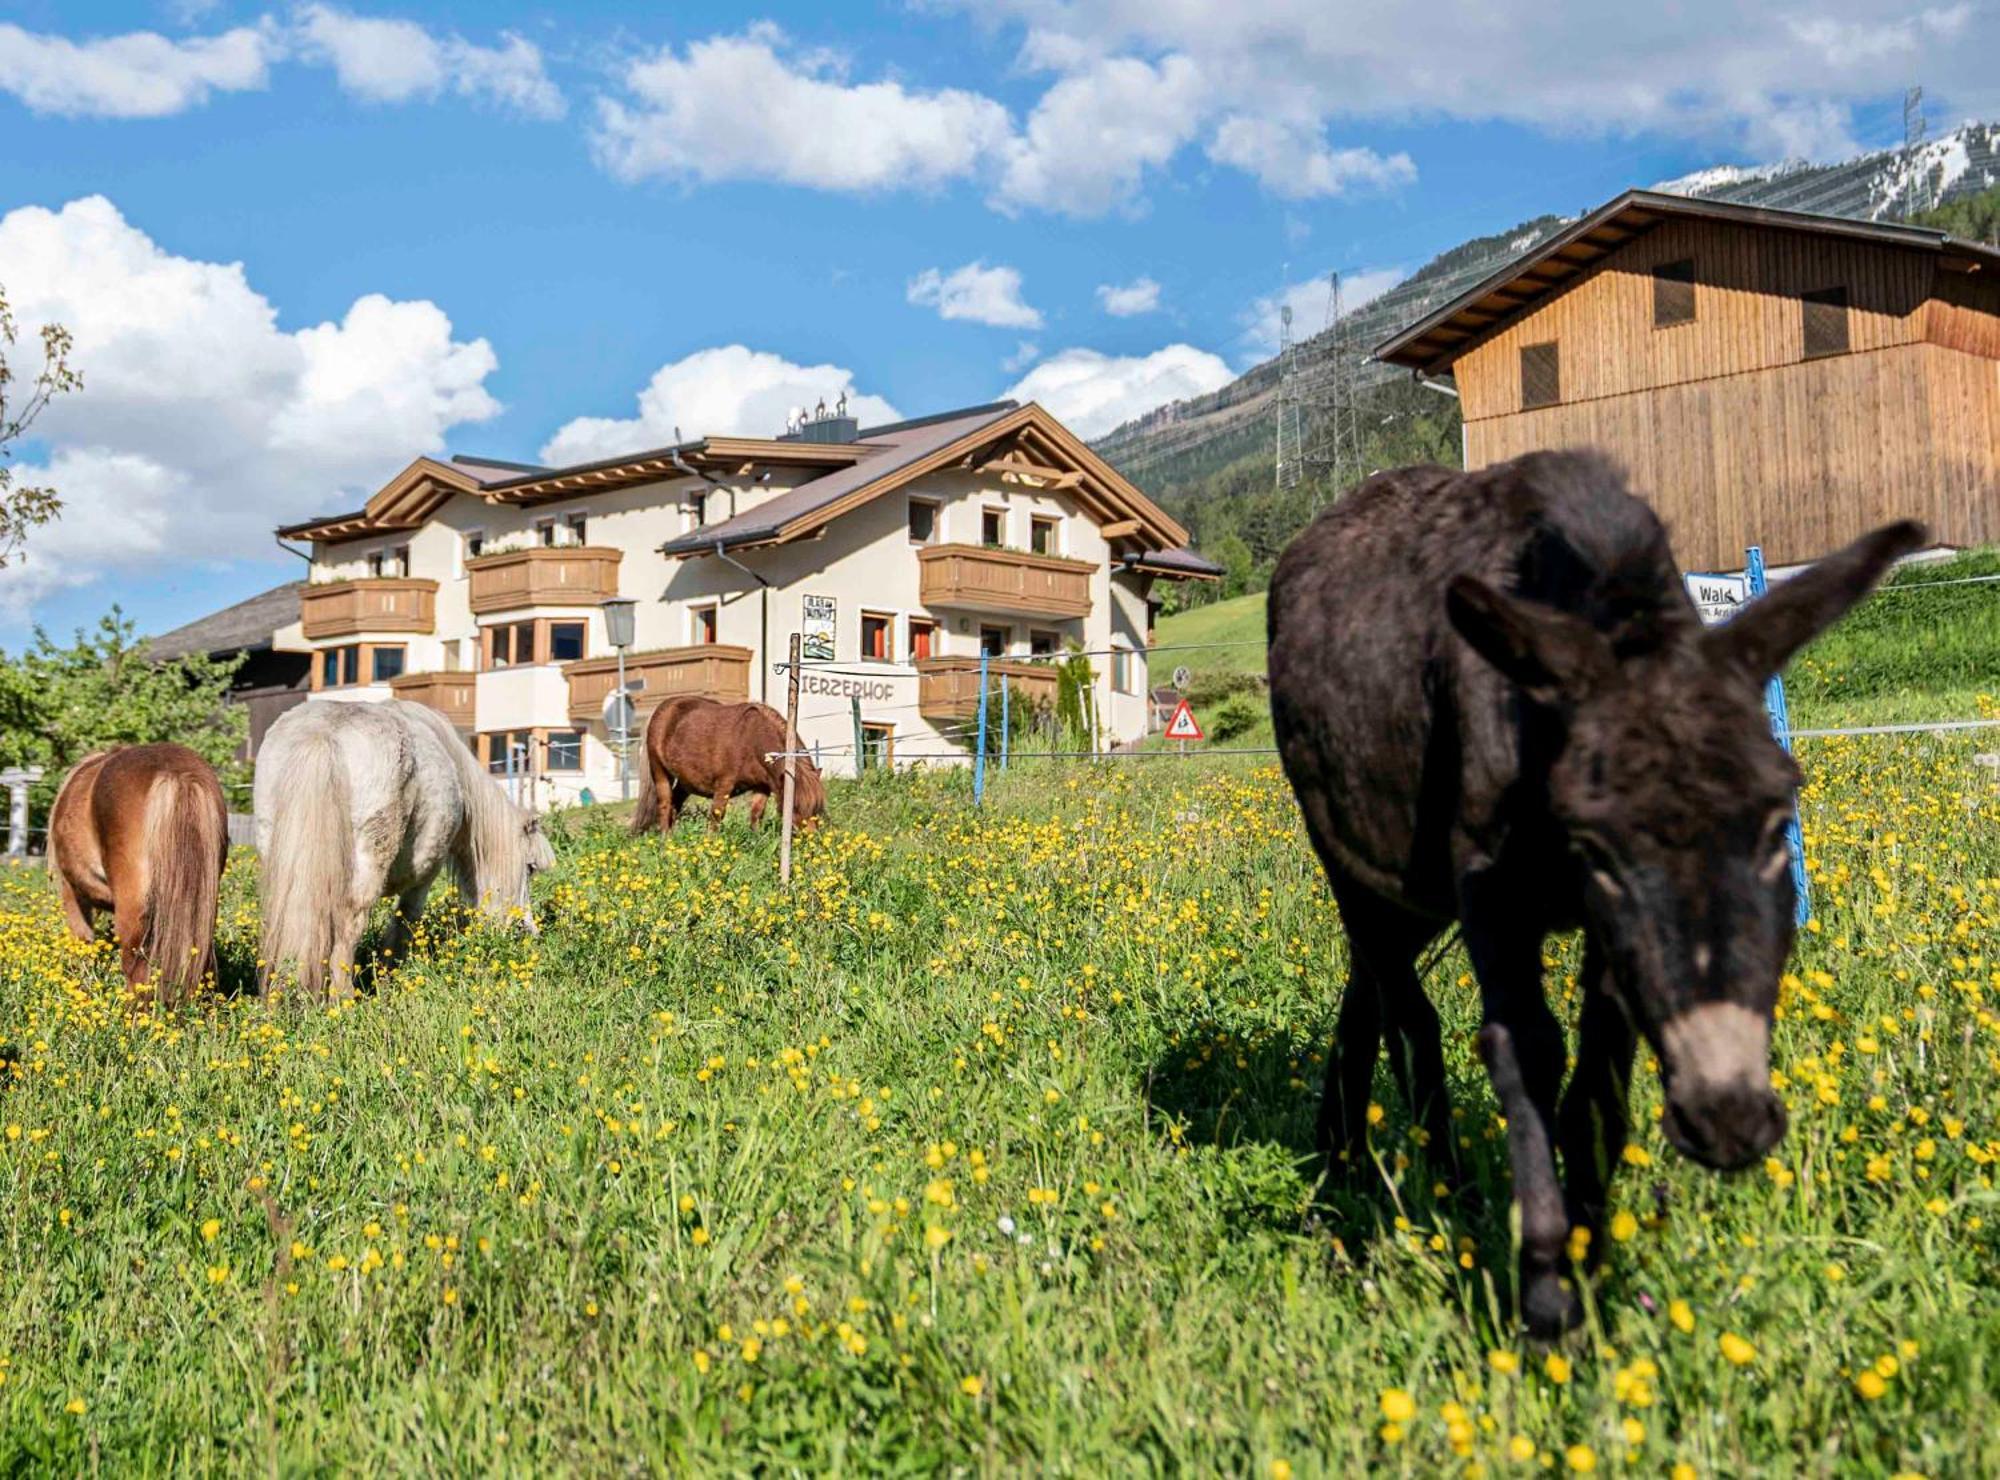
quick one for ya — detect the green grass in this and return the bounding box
[2,742,1997,1472]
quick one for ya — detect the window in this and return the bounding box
[689,491,708,530]
[320,645,359,688]
[981,507,1006,547]
[390,544,410,577]
[370,645,406,683]
[908,498,939,546]
[691,604,718,645]
[548,621,586,663]
[546,730,583,772]
[1802,287,1849,359]
[979,625,1009,658]
[565,513,588,546]
[908,618,937,662]
[366,550,385,578]
[1028,629,1061,657]
[859,723,895,772]
[535,517,557,547]
[1029,515,1060,556]
[1111,645,1139,695]
[1653,258,1696,327]
[484,730,535,776]
[1520,341,1561,409]
[861,610,894,662]
[488,620,537,668]
[462,528,485,570]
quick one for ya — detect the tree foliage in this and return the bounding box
[1909,182,2000,245]
[0,281,82,569]
[0,608,247,825]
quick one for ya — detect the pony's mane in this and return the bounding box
[395,702,533,902]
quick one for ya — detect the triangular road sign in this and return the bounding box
[1163,698,1204,742]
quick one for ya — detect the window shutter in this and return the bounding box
[1653,259,1695,327]
[1801,287,1849,358]
[1520,342,1561,409]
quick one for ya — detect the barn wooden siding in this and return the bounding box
[1453,216,1999,570]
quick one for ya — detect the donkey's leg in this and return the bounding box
[1462,895,1575,1336]
[1318,952,1384,1172]
[1346,905,1455,1182]
[664,784,686,830]
[708,780,734,831]
[55,870,97,944]
[113,891,154,1008]
[383,878,435,968]
[1556,936,1637,1274]
[748,792,768,828]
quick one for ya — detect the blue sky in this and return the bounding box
[1,0,1993,646]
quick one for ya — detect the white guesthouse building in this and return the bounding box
[269,400,1219,807]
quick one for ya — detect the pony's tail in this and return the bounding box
[140,767,227,1006]
[260,729,351,1001]
[629,755,660,834]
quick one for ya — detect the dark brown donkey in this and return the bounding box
[630,695,827,834]
[1269,449,1920,1335]
[47,744,230,1008]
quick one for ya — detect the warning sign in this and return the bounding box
[1163,698,1204,741]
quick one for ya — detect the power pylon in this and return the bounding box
[1274,301,1304,490]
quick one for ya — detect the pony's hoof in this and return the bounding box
[1521,1274,1583,1338]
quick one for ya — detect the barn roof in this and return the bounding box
[148,580,304,660]
[1373,188,2000,376]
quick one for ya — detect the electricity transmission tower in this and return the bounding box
[1304,270,1365,509]
[1273,302,1304,490]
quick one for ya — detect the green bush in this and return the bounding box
[1209,691,1263,741]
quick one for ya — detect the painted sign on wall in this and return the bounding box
[802,594,837,662]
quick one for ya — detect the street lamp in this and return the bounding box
[601,597,639,801]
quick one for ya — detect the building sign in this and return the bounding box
[802,671,899,704]
[802,594,837,662]
[1684,571,1748,626]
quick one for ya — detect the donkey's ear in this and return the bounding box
[1707,520,1928,681]
[1447,575,1611,705]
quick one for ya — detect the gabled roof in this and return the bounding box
[658,400,1194,560]
[149,581,304,660]
[1373,188,2000,376]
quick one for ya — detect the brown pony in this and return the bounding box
[47,744,230,1008]
[631,695,827,834]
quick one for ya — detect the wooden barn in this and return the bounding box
[1374,190,2000,569]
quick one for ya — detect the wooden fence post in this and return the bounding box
[780,632,801,887]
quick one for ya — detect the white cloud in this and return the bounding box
[1096,276,1161,317]
[0,196,501,615]
[1004,344,1231,440]
[0,20,275,118]
[1207,114,1414,200]
[537,346,900,467]
[295,5,564,118]
[907,262,1043,329]
[592,24,1011,191]
[1242,266,1408,357]
[1002,341,1041,373]
[992,53,1206,215]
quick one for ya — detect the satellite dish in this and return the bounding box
[602,689,637,740]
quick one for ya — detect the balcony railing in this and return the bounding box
[299,578,438,639]
[916,656,1060,722]
[388,670,476,729]
[917,544,1094,620]
[467,546,623,614]
[564,645,753,723]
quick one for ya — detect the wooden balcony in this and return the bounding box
[916,656,1060,722]
[467,546,623,614]
[299,578,437,639]
[388,670,476,729]
[564,645,752,723]
[917,543,1094,620]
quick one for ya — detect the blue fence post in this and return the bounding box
[974,652,990,806]
[1748,545,1812,926]
[1000,675,1011,770]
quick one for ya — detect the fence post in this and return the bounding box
[780,632,802,887]
[851,695,865,777]
[975,652,989,806]
[1001,677,1010,770]
[1748,545,1812,925]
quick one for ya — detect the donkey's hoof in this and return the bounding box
[1521,1274,1583,1338]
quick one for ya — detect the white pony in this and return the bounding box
[254,699,554,1001]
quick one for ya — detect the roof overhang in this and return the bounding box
[278,456,483,543]
[1373,188,2000,376]
[480,436,867,506]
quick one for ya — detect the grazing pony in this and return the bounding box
[254,699,553,1001]
[1268,449,1919,1335]
[48,744,229,1008]
[630,695,827,835]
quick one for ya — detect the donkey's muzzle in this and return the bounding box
[1662,1083,1787,1171]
